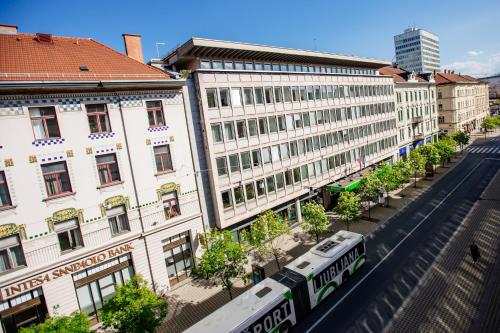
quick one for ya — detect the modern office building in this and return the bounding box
[0,25,204,331]
[394,28,440,73]
[379,66,439,159]
[435,71,490,133]
[160,38,398,240]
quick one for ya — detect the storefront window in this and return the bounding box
[74,254,134,323]
[0,288,47,332]
[163,232,193,286]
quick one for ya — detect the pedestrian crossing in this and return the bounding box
[465,146,500,154]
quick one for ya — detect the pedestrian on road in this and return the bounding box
[470,241,481,264]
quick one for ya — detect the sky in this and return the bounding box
[1,0,499,77]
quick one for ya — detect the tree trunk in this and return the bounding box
[414,172,417,188]
[274,254,281,271]
[368,201,371,220]
[315,233,320,243]
[223,280,233,300]
[385,191,390,207]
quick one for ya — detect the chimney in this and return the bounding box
[0,24,17,35]
[122,33,144,63]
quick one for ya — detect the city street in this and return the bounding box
[293,135,500,333]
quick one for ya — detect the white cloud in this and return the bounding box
[444,53,500,77]
[467,50,483,56]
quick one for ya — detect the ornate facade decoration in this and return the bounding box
[156,182,180,201]
[116,143,123,150]
[29,155,37,163]
[46,208,84,232]
[4,158,13,167]
[169,136,175,142]
[86,147,93,155]
[100,195,130,216]
[145,139,151,145]
[0,223,27,240]
[66,150,74,158]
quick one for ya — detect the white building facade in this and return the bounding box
[0,30,204,332]
[162,39,399,239]
[394,28,441,73]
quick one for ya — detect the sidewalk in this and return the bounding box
[157,152,467,333]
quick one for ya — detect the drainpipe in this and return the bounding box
[114,91,156,291]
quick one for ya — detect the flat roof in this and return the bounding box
[164,38,390,69]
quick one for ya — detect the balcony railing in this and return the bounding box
[412,115,424,123]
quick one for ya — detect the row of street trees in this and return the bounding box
[481,115,500,139]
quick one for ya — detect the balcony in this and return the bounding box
[413,133,424,141]
[412,115,424,124]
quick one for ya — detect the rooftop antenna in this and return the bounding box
[155,42,166,59]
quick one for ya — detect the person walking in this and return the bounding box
[470,241,481,264]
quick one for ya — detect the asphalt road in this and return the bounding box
[292,135,500,333]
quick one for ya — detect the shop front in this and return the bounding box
[0,288,47,333]
[163,231,194,287]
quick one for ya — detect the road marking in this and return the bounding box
[305,159,488,333]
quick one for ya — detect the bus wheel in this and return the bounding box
[279,320,292,333]
[342,271,350,283]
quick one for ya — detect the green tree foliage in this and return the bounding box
[358,171,382,220]
[99,275,167,333]
[244,210,290,271]
[418,145,441,175]
[334,192,361,231]
[301,202,329,243]
[433,138,455,166]
[194,229,248,300]
[408,149,426,187]
[451,131,470,152]
[481,116,498,138]
[373,163,401,207]
[20,312,92,333]
[393,160,412,196]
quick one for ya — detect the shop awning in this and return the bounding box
[325,180,362,192]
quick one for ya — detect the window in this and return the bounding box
[107,205,130,235]
[255,63,263,71]
[262,147,271,164]
[42,162,72,197]
[266,176,275,193]
[163,191,180,219]
[200,60,211,69]
[234,186,244,204]
[216,157,228,176]
[274,87,283,103]
[283,87,292,102]
[275,173,285,189]
[0,235,26,273]
[236,121,247,139]
[221,191,232,208]
[277,115,286,131]
[245,62,254,70]
[146,101,165,127]
[0,171,12,207]
[291,87,299,102]
[206,89,218,108]
[271,145,280,162]
[234,62,244,70]
[86,104,111,133]
[293,167,301,183]
[212,60,223,69]
[264,87,273,104]
[244,88,254,105]
[229,154,240,173]
[289,141,298,157]
[248,119,258,137]
[294,114,302,128]
[55,218,83,252]
[285,170,293,186]
[280,143,289,160]
[96,154,121,185]
[256,179,265,196]
[268,117,278,133]
[29,107,60,140]
[224,122,235,141]
[154,145,174,173]
[286,115,294,130]
[241,152,251,170]
[252,150,261,167]
[224,61,234,69]
[231,88,243,107]
[219,88,231,107]
[258,118,268,135]
[211,123,223,143]
[245,183,255,200]
[255,87,264,104]
[438,104,443,111]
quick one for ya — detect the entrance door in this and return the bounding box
[1,296,47,333]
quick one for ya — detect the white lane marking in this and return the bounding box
[305,159,487,333]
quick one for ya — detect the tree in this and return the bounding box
[333,191,361,231]
[301,202,329,243]
[393,160,412,196]
[194,228,248,300]
[433,138,455,167]
[243,210,290,271]
[418,145,440,176]
[481,116,498,139]
[408,149,426,187]
[20,312,92,333]
[358,171,382,220]
[451,131,470,153]
[100,275,168,333]
[373,163,400,207]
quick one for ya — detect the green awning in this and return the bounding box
[324,179,361,192]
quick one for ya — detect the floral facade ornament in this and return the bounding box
[66,150,74,158]
[100,195,130,216]
[156,182,180,201]
[0,223,27,240]
[46,208,83,232]
[86,147,93,155]
[29,155,38,163]
[116,143,123,150]
[4,159,13,167]
[169,136,175,142]
[146,139,151,145]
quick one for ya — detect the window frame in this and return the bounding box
[107,206,131,236]
[0,235,26,273]
[42,161,72,198]
[86,104,111,134]
[145,100,166,128]
[0,171,13,208]
[29,106,61,140]
[96,153,121,186]
[154,145,174,174]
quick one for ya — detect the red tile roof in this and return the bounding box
[378,66,428,83]
[434,72,480,85]
[0,33,170,81]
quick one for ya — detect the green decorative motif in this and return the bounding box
[352,254,367,273]
[46,208,83,232]
[100,195,130,216]
[0,223,27,240]
[283,290,292,300]
[316,281,338,304]
[306,273,314,281]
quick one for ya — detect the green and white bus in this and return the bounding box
[184,230,366,333]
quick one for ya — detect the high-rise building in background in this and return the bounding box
[394,28,440,74]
